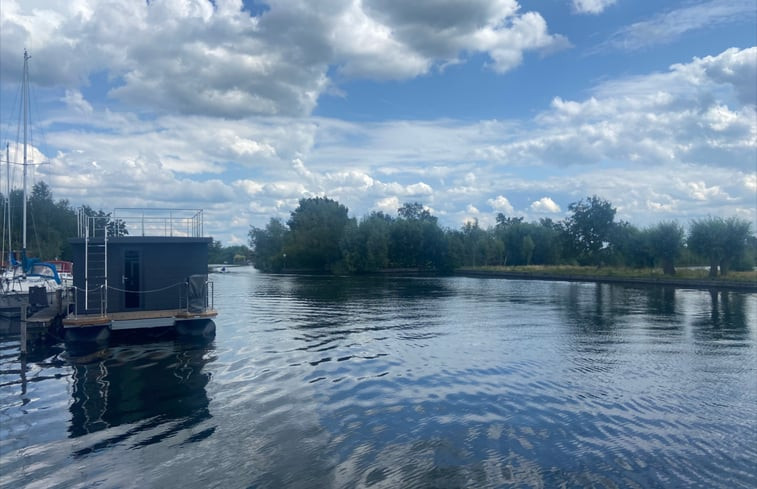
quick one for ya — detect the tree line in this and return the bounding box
[249,196,755,277]
[4,182,751,277]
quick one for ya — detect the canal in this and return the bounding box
[1,268,756,488]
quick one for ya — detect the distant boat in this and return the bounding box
[0,50,67,315]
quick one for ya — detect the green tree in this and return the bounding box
[522,235,535,265]
[249,218,288,272]
[688,217,751,277]
[389,202,447,270]
[286,197,352,271]
[341,211,393,273]
[565,196,616,266]
[647,221,684,275]
[16,181,78,259]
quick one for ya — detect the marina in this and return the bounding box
[0,51,68,318]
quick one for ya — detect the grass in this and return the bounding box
[459,265,757,284]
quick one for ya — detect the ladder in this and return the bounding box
[84,216,108,315]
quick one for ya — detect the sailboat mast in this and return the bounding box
[4,142,8,265]
[22,49,29,253]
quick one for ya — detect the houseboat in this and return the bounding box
[63,208,217,342]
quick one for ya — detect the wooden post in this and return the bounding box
[20,303,27,355]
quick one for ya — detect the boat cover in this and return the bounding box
[187,275,207,313]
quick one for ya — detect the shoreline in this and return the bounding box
[455,268,757,292]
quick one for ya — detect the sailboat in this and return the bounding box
[0,50,66,316]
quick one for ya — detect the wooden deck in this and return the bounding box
[64,308,218,329]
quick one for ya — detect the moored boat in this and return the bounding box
[62,208,217,341]
[1,51,69,316]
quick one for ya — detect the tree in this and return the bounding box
[565,196,616,266]
[389,202,447,270]
[719,218,752,275]
[286,197,352,271]
[340,211,393,273]
[249,218,288,272]
[398,202,435,222]
[647,221,684,275]
[522,235,535,265]
[688,217,752,277]
[11,181,78,260]
[208,239,252,265]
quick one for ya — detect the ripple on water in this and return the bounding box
[1,274,756,489]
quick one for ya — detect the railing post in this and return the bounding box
[20,302,27,355]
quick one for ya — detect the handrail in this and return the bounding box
[76,208,205,238]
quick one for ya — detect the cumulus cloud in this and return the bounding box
[376,196,401,215]
[530,197,561,213]
[2,0,751,245]
[1,0,567,118]
[487,195,515,214]
[485,47,757,171]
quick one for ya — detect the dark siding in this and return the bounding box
[70,237,210,313]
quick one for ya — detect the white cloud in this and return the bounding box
[376,196,401,215]
[487,195,515,214]
[597,0,756,52]
[745,174,757,192]
[490,47,757,171]
[62,89,93,114]
[4,21,750,244]
[683,181,728,202]
[530,197,561,213]
[1,0,567,118]
[572,0,616,15]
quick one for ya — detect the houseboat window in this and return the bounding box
[124,251,140,308]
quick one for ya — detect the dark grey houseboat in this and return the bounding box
[63,209,217,340]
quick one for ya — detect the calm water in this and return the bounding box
[1,269,756,488]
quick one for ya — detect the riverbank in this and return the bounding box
[457,266,757,292]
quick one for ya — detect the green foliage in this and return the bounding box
[1,181,78,260]
[249,218,288,272]
[647,221,684,275]
[340,212,392,273]
[607,221,653,269]
[208,239,252,265]
[522,235,535,266]
[244,194,753,277]
[285,197,353,271]
[565,195,616,266]
[688,217,752,277]
[389,203,447,270]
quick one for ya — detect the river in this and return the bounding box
[1,268,756,488]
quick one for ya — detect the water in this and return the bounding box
[1,269,756,488]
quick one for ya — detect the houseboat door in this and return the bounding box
[124,250,141,308]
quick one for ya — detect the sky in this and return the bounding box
[0,0,755,246]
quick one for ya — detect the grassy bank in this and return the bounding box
[457,265,757,291]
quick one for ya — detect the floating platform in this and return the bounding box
[63,308,217,330]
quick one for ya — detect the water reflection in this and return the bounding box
[693,290,751,343]
[67,338,215,454]
[1,273,755,489]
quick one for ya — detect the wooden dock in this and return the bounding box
[25,306,61,329]
[64,308,218,330]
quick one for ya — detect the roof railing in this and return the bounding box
[77,208,205,238]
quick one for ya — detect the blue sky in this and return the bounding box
[1,0,755,245]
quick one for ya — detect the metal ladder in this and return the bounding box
[84,217,108,315]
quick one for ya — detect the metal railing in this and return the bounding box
[71,279,214,318]
[77,208,205,238]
